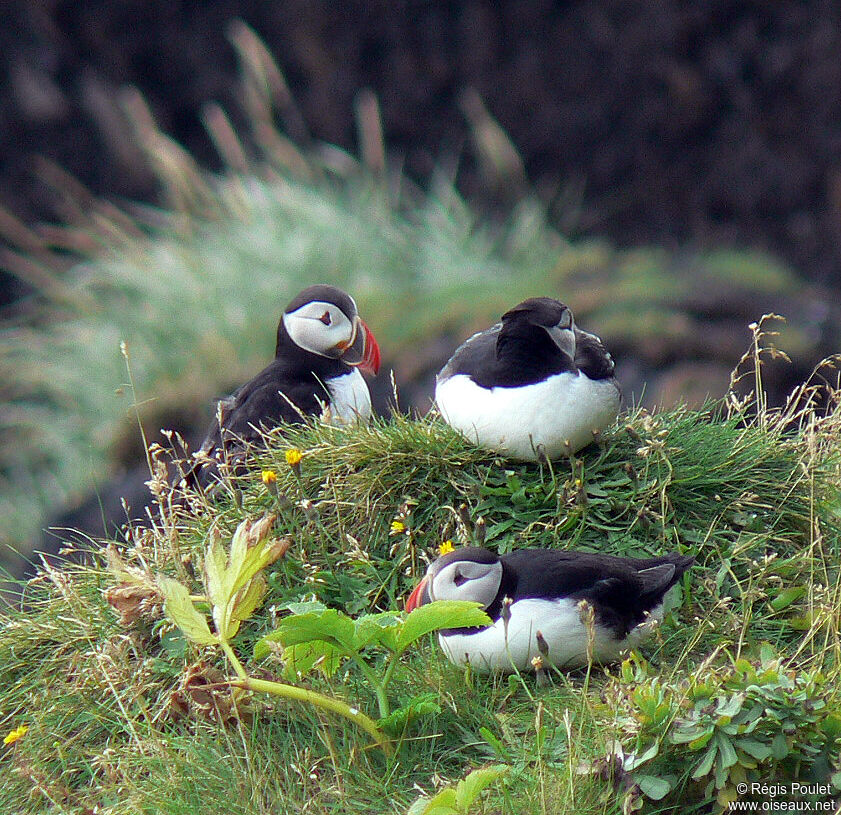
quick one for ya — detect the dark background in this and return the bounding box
[3,0,841,308]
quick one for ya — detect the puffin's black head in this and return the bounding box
[405,547,503,612]
[279,284,380,375]
[499,297,575,360]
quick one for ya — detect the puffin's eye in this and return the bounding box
[319,311,332,326]
[453,572,469,587]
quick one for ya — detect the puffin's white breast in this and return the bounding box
[324,369,372,424]
[435,371,620,460]
[438,598,663,672]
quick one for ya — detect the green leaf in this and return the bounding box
[396,601,491,654]
[623,741,659,770]
[353,612,401,651]
[670,724,711,744]
[406,789,458,815]
[379,694,441,736]
[769,586,806,612]
[284,600,327,615]
[158,576,217,646]
[691,742,717,780]
[688,731,714,751]
[262,608,357,652]
[478,727,508,760]
[717,734,739,769]
[454,765,509,812]
[637,775,672,800]
[735,738,773,761]
[203,533,228,613]
[770,731,789,760]
[716,693,745,719]
[225,575,267,638]
[281,641,345,678]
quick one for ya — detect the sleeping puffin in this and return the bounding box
[435,297,620,459]
[187,284,380,486]
[405,546,693,671]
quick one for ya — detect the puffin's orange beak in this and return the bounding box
[340,317,381,376]
[405,576,428,613]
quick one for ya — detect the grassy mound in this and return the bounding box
[2,391,839,813]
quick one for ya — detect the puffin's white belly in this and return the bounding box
[324,369,372,424]
[435,371,620,460]
[438,598,663,672]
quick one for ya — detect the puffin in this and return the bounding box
[187,284,380,486]
[405,546,694,671]
[434,297,620,460]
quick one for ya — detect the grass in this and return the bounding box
[1,376,839,813]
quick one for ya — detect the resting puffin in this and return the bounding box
[405,546,693,671]
[435,297,620,459]
[188,284,380,486]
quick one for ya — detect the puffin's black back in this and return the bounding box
[438,319,574,389]
[491,548,693,638]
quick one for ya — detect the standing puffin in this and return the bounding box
[188,284,380,486]
[405,547,693,671]
[435,297,620,459]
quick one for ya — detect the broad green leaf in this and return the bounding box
[379,694,441,736]
[281,641,345,678]
[284,600,327,615]
[670,724,711,744]
[688,731,714,751]
[454,765,509,812]
[691,742,717,779]
[717,734,738,769]
[735,738,773,761]
[203,532,228,612]
[225,575,267,638]
[716,693,745,719]
[622,741,659,770]
[637,775,671,800]
[406,788,458,815]
[769,585,806,612]
[396,601,491,654]
[353,612,401,650]
[770,731,789,759]
[228,530,287,597]
[256,609,356,657]
[158,576,217,646]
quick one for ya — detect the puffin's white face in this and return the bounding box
[283,299,358,359]
[428,559,503,608]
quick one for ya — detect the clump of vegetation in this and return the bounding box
[596,648,841,812]
[1,359,839,812]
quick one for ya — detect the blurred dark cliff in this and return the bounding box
[3,0,841,308]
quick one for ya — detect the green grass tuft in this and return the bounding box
[1,394,839,814]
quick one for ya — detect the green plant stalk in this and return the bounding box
[346,651,392,719]
[231,676,392,755]
[221,641,248,680]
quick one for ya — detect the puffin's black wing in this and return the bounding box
[573,328,615,380]
[437,325,501,383]
[186,360,327,487]
[498,549,693,638]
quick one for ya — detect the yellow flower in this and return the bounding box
[285,448,303,467]
[4,725,27,745]
[261,470,278,486]
[438,540,455,556]
[390,520,406,535]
